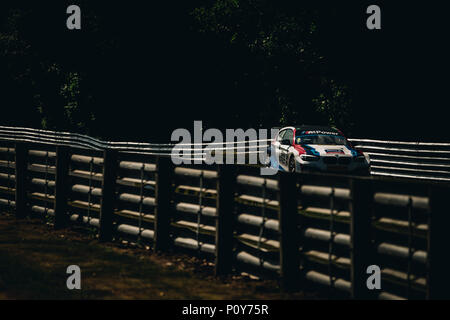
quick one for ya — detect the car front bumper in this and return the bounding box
[295,155,370,175]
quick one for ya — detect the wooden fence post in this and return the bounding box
[14,142,28,219]
[153,156,173,252]
[99,149,118,242]
[54,145,71,229]
[427,185,450,299]
[215,164,236,276]
[278,171,300,292]
[349,177,375,299]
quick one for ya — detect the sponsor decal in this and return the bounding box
[325,149,344,154]
[302,130,340,136]
[303,144,320,156]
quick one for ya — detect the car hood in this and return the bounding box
[302,144,358,157]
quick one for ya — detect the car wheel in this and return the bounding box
[288,156,296,173]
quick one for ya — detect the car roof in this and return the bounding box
[295,125,341,133]
[278,125,341,133]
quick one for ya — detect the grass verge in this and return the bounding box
[0,213,316,300]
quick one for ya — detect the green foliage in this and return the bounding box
[60,72,95,131]
[313,79,354,134]
[0,2,354,138]
[192,0,353,130]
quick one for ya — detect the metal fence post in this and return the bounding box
[153,156,173,252]
[99,149,118,242]
[14,142,28,219]
[278,171,300,292]
[215,164,236,276]
[427,185,450,299]
[54,145,71,229]
[349,177,375,299]
[296,174,306,288]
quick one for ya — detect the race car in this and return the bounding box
[268,125,370,174]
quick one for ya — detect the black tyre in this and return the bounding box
[288,156,296,173]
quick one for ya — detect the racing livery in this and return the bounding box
[269,125,370,174]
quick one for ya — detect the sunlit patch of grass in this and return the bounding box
[0,214,314,300]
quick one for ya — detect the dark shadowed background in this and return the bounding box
[0,1,448,142]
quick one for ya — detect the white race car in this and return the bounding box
[269,125,370,174]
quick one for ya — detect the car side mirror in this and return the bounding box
[281,139,292,146]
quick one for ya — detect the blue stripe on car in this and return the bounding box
[346,145,358,157]
[303,144,320,156]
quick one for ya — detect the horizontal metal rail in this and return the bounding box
[303,228,350,246]
[237,214,279,232]
[71,154,103,165]
[175,202,217,218]
[4,126,450,182]
[174,167,218,179]
[119,161,156,172]
[300,185,350,200]
[350,138,450,181]
[236,175,278,191]
[374,193,428,210]
[236,251,280,273]
[377,242,427,264]
[0,125,270,155]
[173,237,215,254]
[305,270,351,293]
[2,128,449,300]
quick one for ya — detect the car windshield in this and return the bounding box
[295,134,347,145]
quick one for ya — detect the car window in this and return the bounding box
[277,130,286,142]
[295,134,347,145]
[283,129,293,144]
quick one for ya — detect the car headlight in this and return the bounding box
[301,155,320,161]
